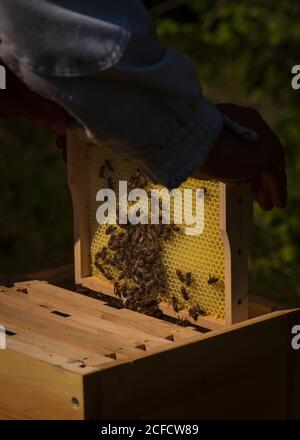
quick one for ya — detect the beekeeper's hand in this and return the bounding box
[195,103,287,211]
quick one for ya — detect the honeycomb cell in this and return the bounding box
[87,144,225,320]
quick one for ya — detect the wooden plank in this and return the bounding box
[7,285,175,351]
[0,304,121,363]
[248,299,273,318]
[5,337,98,374]
[0,348,84,420]
[248,294,294,319]
[0,292,155,358]
[67,129,90,281]
[15,280,198,341]
[0,300,142,360]
[0,315,115,372]
[83,309,292,420]
[220,184,252,325]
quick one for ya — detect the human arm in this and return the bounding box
[0,60,70,136]
[196,103,287,210]
[0,0,287,208]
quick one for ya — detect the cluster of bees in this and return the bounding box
[95,159,220,321]
[95,221,180,316]
[173,269,208,320]
[127,169,148,191]
[95,163,178,316]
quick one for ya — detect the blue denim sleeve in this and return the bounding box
[0,0,224,188]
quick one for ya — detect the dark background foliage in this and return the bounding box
[0,0,299,304]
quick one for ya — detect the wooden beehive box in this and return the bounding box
[67,128,252,330]
[1,128,299,420]
[0,275,299,420]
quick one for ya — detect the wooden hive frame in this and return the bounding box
[67,128,253,330]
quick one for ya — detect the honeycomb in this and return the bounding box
[87,144,225,320]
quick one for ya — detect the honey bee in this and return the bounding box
[99,247,108,260]
[185,272,192,286]
[188,307,199,321]
[180,286,189,300]
[145,279,156,293]
[94,261,106,274]
[128,174,138,191]
[103,268,114,281]
[144,299,159,309]
[98,164,106,179]
[140,176,148,189]
[121,284,128,297]
[198,307,207,316]
[104,159,114,172]
[176,269,185,283]
[163,227,173,241]
[107,176,114,190]
[171,295,179,313]
[105,225,117,235]
[171,296,184,313]
[147,252,157,264]
[172,224,181,233]
[114,282,121,298]
[133,274,140,284]
[125,286,138,298]
[94,252,102,261]
[208,275,219,285]
[96,261,114,280]
[135,169,148,189]
[118,271,126,280]
[195,305,207,316]
[108,234,119,251]
[154,267,164,280]
[136,208,143,217]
